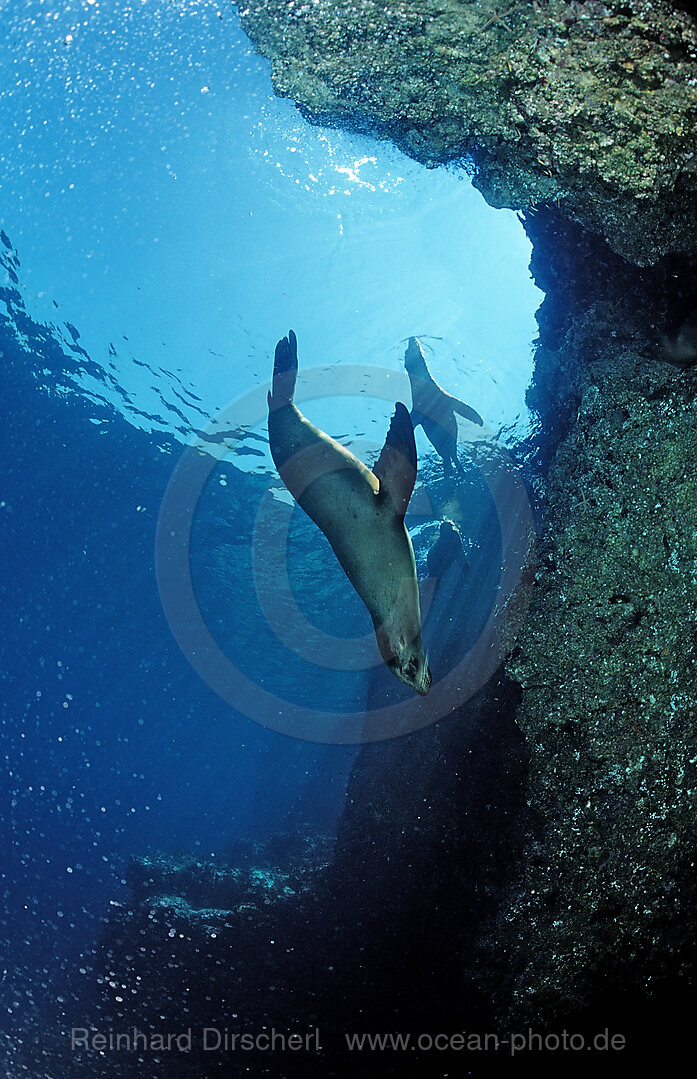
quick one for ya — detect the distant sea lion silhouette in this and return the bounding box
[661,314,697,367]
[424,520,471,670]
[404,336,483,477]
[267,330,431,695]
[426,520,470,579]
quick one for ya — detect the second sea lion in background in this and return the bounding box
[426,519,470,579]
[404,336,483,478]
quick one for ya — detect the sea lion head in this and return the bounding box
[377,625,432,696]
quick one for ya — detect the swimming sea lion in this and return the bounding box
[423,519,471,672]
[404,336,483,477]
[267,330,431,695]
[426,519,470,579]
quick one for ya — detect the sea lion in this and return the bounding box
[423,519,471,672]
[404,336,483,477]
[267,330,431,695]
[426,519,470,579]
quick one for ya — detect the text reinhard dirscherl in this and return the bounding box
[71,1027,322,1053]
[70,1026,627,1055]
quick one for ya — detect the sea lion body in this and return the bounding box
[405,336,483,477]
[268,331,431,695]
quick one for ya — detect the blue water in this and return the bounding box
[0,0,541,1069]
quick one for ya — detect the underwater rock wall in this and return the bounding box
[326,674,528,1030]
[240,0,697,264]
[498,215,697,1025]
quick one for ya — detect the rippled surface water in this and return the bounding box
[0,0,540,446]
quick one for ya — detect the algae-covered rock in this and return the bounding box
[240,0,697,264]
[499,288,697,1023]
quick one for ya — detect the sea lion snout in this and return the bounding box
[379,625,431,695]
[389,649,431,695]
[416,661,432,696]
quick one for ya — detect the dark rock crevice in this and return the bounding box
[522,206,697,464]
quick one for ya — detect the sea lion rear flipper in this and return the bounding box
[373,402,417,517]
[450,395,484,426]
[268,329,298,408]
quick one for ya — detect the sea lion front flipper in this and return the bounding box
[450,395,484,427]
[373,402,417,517]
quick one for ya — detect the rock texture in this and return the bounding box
[498,211,697,1029]
[240,0,697,264]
